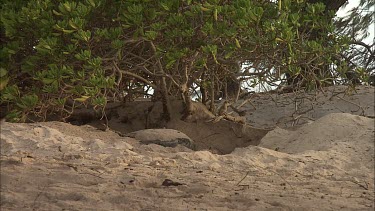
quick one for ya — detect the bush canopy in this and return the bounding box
[0,0,363,122]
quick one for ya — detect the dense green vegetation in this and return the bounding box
[0,0,372,122]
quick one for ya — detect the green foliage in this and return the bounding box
[335,0,374,80]
[1,0,350,122]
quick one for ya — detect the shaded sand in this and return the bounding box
[233,85,374,128]
[85,85,374,154]
[1,112,374,210]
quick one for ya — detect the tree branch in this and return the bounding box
[112,61,157,89]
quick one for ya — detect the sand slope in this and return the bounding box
[1,112,374,210]
[235,85,374,128]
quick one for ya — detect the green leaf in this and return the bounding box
[92,96,106,106]
[42,78,55,84]
[0,68,8,77]
[69,20,79,30]
[55,98,66,106]
[74,96,90,102]
[145,31,158,40]
[63,2,72,12]
[7,49,16,54]
[52,10,63,16]
[166,59,176,69]
[0,85,19,101]
[160,2,170,11]
[87,0,96,7]
[111,39,124,49]
[63,29,76,34]
[76,30,91,42]
[224,51,234,59]
[235,38,241,48]
[0,77,9,91]
[17,94,39,110]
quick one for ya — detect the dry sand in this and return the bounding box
[0,85,374,210]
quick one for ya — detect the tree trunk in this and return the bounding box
[200,73,208,104]
[149,41,172,122]
[209,75,216,114]
[224,77,241,101]
[181,86,193,120]
[160,77,172,121]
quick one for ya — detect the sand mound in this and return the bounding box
[259,113,374,153]
[1,112,374,210]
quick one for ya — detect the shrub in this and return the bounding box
[1,0,350,122]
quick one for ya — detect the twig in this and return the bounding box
[236,166,296,194]
[32,184,48,210]
[79,172,104,179]
[266,167,296,194]
[350,179,369,190]
[200,132,220,141]
[236,170,251,186]
[112,61,157,89]
[335,95,365,115]
[230,126,243,138]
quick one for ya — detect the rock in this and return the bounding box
[125,129,195,150]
